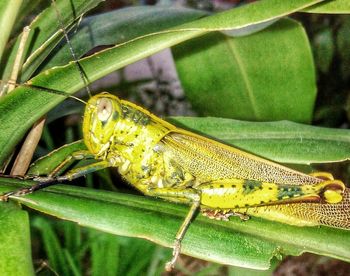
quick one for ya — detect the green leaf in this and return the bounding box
[0,0,326,164]
[32,217,71,275]
[0,177,348,270]
[63,249,81,276]
[28,140,87,175]
[14,0,48,35]
[173,19,316,122]
[313,28,334,74]
[0,0,22,62]
[118,239,157,275]
[90,230,120,276]
[336,18,350,80]
[62,218,82,254]
[304,0,350,13]
[170,117,350,164]
[0,202,34,276]
[0,0,103,82]
[41,6,206,71]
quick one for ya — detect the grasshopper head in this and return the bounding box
[83,92,122,157]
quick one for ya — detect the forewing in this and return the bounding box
[245,188,350,229]
[159,131,321,185]
[159,131,350,229]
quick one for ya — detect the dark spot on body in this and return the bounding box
[278,186,304,201]
[121,106,131,118]
[243,180,263,194]
[113,111,119,121]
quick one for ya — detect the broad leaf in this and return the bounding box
[0,0,22,61]
[0,202,34,275]
[0,178,348,270]
[173,19,316,123]
[304,0,350,13]
[170,117,350,164]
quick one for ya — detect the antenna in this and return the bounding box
[1,80,89,105]
[51,0,92,98]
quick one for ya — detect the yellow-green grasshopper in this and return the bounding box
[1,0,349,271]
[3,91,348,270]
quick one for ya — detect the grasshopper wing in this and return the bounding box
[159,131,350,229]
[245,189,350,229]
[159,131,320,185]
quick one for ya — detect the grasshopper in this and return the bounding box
[3,92,348,270]
[1,0,349,272]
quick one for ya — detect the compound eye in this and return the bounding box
[97,98,113,122]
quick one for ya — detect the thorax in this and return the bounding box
[107,101,174,184]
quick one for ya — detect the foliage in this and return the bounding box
[0,0,349,275]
